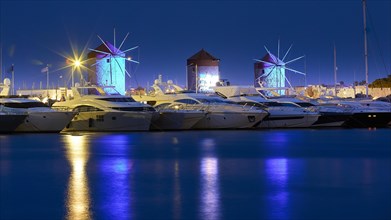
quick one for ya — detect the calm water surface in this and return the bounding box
[0,128,390,220]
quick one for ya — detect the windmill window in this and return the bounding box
[107,59,110,63]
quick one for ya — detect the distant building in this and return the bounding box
[187,49,220,92]
[87,42,126,95]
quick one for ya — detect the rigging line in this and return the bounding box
[131,47,140,87]
[367,5,389,75]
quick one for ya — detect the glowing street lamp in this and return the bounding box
[74,60,81,67]
[66,57,85,87]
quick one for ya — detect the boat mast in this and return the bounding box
[334,43,337,96]
[0,43,2,81]
[362,0,369,97]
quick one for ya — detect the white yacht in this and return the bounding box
[0,79,75,133]
[267,96,353,127]
[52,85,157,132]
[322,99,391,127]
[213,86,320,128]
[132,79,269,129]
[0,97,76,133]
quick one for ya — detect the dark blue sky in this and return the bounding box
[1,0,390,90]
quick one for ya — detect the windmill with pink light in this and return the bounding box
[254,40,305,95]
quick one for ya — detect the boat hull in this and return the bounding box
[312,112,353,127]
[151,110,206,130]
[15,111,75,133]
[343,112,391,128]
[62,111,154,131]
[0,114,27,133]
[258,114,319,128]
[192,112,267,129]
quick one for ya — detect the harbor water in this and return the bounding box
[1,128,390,220]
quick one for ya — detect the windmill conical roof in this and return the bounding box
[261,53,278,63]
[187,49,219,61]
[254,53,280,68]
[187,49,219,66]
[88,41,124,58]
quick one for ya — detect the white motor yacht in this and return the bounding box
[268,96,353,127]
[52,85,156,132]
[0,97,76,133]
[0,78,75,133]
[213,86,320,128]
[132,79,269,129]
[323,99,391,127]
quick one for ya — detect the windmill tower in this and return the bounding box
[254,41,305,95]
[187,49,220,92]
[87,30,139,95]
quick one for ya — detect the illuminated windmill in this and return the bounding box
[254,41,305,95]
[87,30,139,95]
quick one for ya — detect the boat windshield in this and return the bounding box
[77,87,121,96]
[1,102,48,108]
[98,97,136,102]
[196,98,227,104]
[295,102,316,107]
[175,99,200,104]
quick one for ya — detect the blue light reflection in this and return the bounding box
[99,150,133,220]
[265,158,289,220]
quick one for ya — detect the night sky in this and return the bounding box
[1,0,390,90]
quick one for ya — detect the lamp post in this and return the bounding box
[46,64,49,96]
[127,56,132,89]
[195,64,198,94]
[11,64,14,95]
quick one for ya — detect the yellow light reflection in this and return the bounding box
[64,135,91,220]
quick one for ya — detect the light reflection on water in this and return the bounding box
[96,134,133,220]
[173,160,182,220]
[1,129,389,219]
[100,158,132,220]
[64,134,92,220]
[200,137,220,220]
[200,157,220,220]
[265,158,289,220]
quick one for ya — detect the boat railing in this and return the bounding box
[51,106,78,113]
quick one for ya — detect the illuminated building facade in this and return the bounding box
[87,42,126,95]
[187,49,220,92]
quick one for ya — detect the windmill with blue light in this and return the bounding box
[87,29,139,95]
[254,40,305,95]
